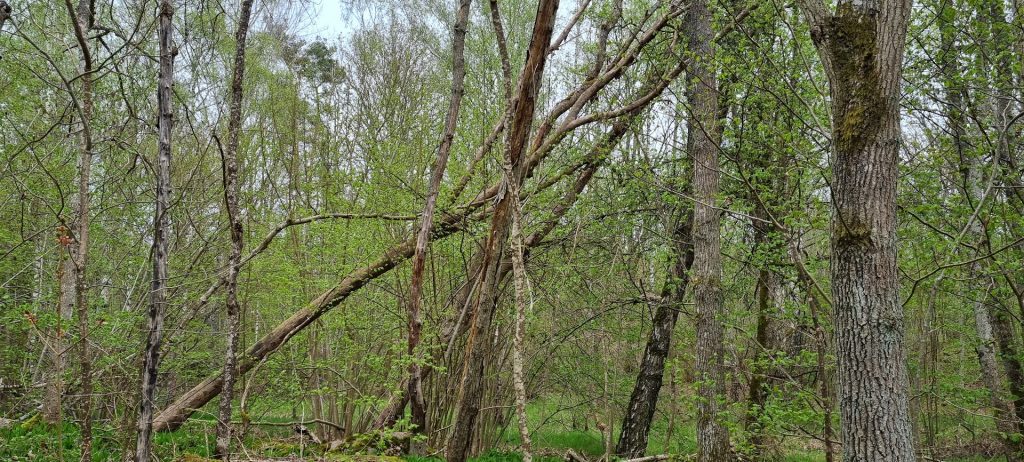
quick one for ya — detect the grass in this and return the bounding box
[0,403,1000,461]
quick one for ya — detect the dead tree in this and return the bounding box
[134,1,174,461]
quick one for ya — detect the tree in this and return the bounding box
[404,0,472,451]
[134,1,174,461]
[63,0,96,458]
[685,0,730,457]
[215,0,255,458]
[445,2,559,461]
[796,0,916,459]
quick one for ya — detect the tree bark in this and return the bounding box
[405,0,472,452]
[507,153,533,462]
[797,0,916,460]
[134,1,174,461]
[445,3,559,461]
[615,212,694,458]
[64,0,95,458]
[215,0,255,458]
[685,0,729,458]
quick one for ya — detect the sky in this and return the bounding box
[297,0,349,40]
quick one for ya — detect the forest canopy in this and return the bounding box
[1,0,1023,461]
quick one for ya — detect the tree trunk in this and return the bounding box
[0,1,10,30]
[445,3,558,461]
[64,0,95,458]
[43,254,74,426]
[371,123,628,432]
[745,231,782,457]
[134,1,174,461]
[798,0,916,459]
[508,156,533,462]
[685,0,729,458]
[405,1,472,452]
[615,213,694,458]
[215,0,254,458]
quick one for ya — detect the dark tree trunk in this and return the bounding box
[798,0,916,459]
[0,1,10,30]
[615,214,694,458]
[215,0,254,458]
[134,1,174,461]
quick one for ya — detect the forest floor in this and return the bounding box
[0,399,1004,461]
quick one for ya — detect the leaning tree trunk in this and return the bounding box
[215,0,255,458]
[685,0,730,459]
[404,0,472,451]
[135,1,174,461]
[797,0,916,460]
[445,2,558,461]
[615,212,694,458]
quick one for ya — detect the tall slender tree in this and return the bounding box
[405,0,472,451]
[215,0,256,458]
[135,1,174,461]
[685,0,730,458]
[63,0,96,458]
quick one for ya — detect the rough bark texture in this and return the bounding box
[405,1,472,451]
[445,3,559,461]
[799,0,916,460]
[615,213,694,458]
[685,0,729,458]
[135,1,174,461]
[215,0,254,458]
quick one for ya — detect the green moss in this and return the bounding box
[834,218,873,248]
[827,5,885,157]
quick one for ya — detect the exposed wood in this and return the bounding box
[445,3,560,461]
